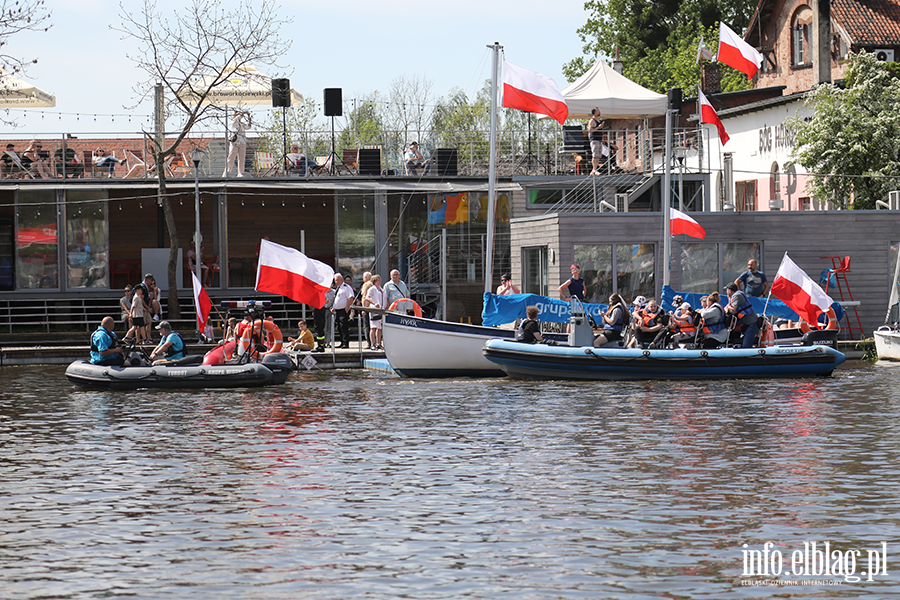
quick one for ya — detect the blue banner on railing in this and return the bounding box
[482,293,608,326]
[482,287,845,327]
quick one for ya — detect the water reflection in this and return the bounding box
[2,364,900,598]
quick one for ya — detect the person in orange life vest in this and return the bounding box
[629,299,667,348]
[725,282,759,347]
[650,295,691,348]
[698,291,728,348]
[668,302,701,347]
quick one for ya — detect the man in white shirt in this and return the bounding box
[331,273,355,348]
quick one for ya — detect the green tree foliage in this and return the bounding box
[257,97,329,158]
[789,52,900,210]
[563,0,756,93]
[431,86,491,163]
[339,94,388,149]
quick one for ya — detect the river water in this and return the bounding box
[3,361,900,599]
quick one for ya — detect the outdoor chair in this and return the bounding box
[255,152,277,176]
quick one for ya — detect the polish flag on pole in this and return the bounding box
[191,271,212,331]
[717,22,763,79]
[698,89,730,145]
[255,239,335,308]
[502,60,569,124]
[770,253,835,325]
[670,208,707,239]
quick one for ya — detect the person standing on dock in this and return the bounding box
[332,273,354,349]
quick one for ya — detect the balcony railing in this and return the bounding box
[0,125,709,182]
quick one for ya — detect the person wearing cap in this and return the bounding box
[405,142,430,175]
[725,282,759,347]
[559,264,585,301]
[587,107,606,175]
[149,320,186,365]
[496,273,520,296]
[734,259,768,297]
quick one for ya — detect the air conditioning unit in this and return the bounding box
[875,49,895,62]
[891,190,900,209]
[615,193,629,213]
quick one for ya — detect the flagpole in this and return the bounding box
[484,42,502,296]
[662,104,673,288]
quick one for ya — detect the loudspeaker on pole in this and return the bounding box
[667,88,683,111]
[272,78,291,108]
[324,88,342,117]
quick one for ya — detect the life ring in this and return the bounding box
[818,307,838,330]
[389,298,422,317]
[238,319,283,358]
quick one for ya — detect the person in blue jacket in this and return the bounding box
[90,316,126,366]
[148,321,186,365]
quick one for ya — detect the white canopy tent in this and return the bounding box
[554,60,666,119]
[177,65,302,107]
[0,69,56,108]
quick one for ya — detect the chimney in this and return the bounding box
[613,45,624,74]
[815,0,832,84]
[701,64,722,94]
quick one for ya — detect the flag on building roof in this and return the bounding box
[255,239,335,308]
[670,208,707,239]
[698,89,730,145]
[191,271,212,332]
[502,60,569,124]
[770,253,835,326]
[717,22,764,79]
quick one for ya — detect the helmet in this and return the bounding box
[633,295,647,306]
[673,295,684,305]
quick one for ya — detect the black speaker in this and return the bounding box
[358,148,381,175]
[324,88,342,116]
[667,88,683,111]
[272,78,291,107]
[434,148,458,176]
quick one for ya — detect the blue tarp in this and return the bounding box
[482,287,845,326]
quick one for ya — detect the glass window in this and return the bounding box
[66,191,109,289]
[736,180,757,211]
[527,189,564,206]
[574,244,613,303]
[336,192,375,283]
[724,243,761,291]
[791,7,812,66]
[17,191,59,289]
[679,242,719,294]
[617,243,654,302]
[522,246,548,296]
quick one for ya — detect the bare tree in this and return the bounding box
[115,0,291,318]
[387,74,434,148]
[0,0,51,76]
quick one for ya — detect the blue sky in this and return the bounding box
[3,0,590,136]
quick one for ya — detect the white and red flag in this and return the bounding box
[698,89,730,145]
[191,271,212,331]
[770,253,835,325]
[670,208,707,239]
[502,60,568,124]
[255,239,335,308]
[717,22,764,79]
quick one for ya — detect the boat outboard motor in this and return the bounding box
[261,352,293,377]
[568,298,595,347]
[801,329,838,347]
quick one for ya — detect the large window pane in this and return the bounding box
[574,244,613,303]
[680,242,719,294]
[617,243,654,301]
[724,242,760,291]
[17,191,58,289]
[522,246,547,296]
[336,192,375,283]
[66,191,109,288]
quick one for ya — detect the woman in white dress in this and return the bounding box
[364,274,386,350]
[223,110,251,177]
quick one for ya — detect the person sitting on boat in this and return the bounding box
[90,316,127,367]
[558,264,585,301]
[697,292,729,348]
[668,303,701,347]
[286,320,316,352]
[516,305,544,344]
[725,283,759,348]
[149,321,186,365]
[592,293,629,347]
[650,296,690,349]
[629,299,667,348]
[496,273,520,296]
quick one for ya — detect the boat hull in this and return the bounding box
[875,327,900,361]
[66,353,292,390]
[383,312,514,377]
[482,339,846,380]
